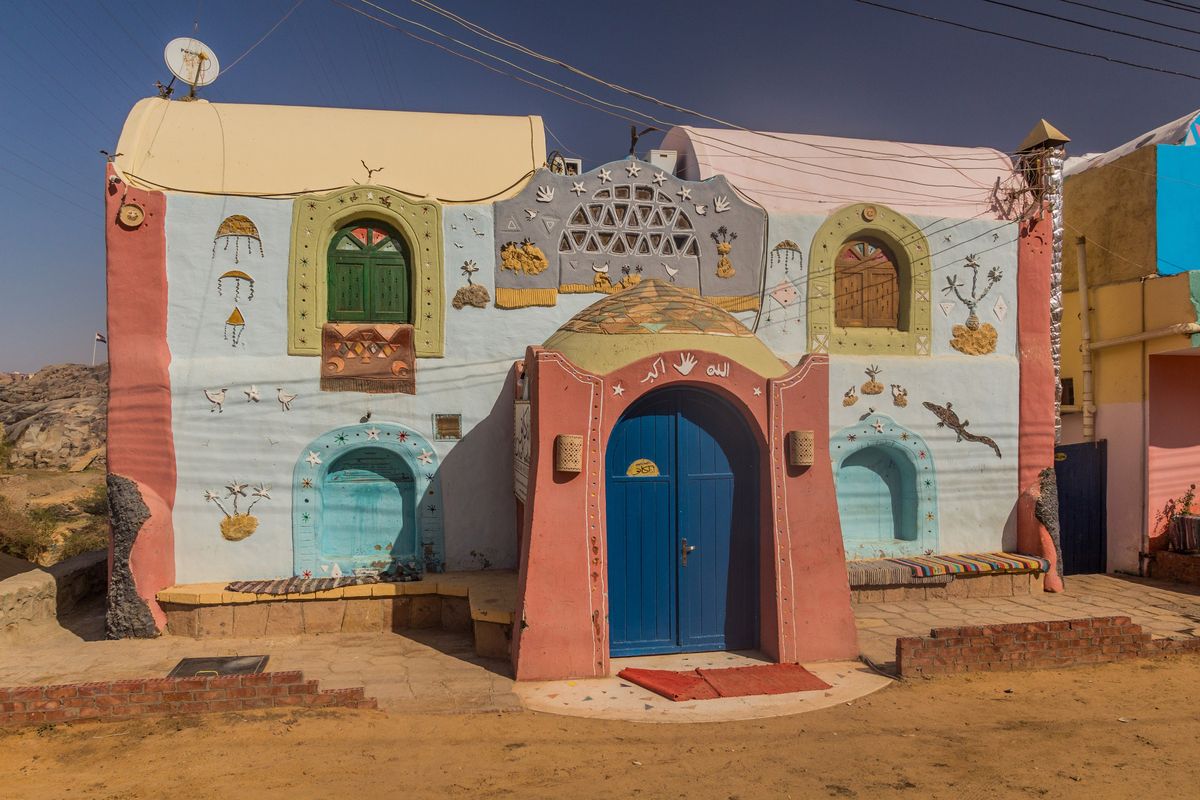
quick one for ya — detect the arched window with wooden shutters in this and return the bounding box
[327,221,411,324]
[834,238,900,329]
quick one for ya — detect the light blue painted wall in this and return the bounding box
[164,193,1021,581]
[165,196,599,583]
[1156,143,1200,276]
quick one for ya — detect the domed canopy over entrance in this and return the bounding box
[542,280,789,377]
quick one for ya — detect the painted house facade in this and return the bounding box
[1061,110,1200,574]
[105,97,1060,679]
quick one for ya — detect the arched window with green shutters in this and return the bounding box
[327,222,411,323]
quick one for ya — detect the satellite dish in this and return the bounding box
[164,37,220,94]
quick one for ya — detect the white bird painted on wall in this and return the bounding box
[662,263,679,282]
[204,388,228,413]
[694,204,708,216]
[244,385,260,403]
[276,387,297,411]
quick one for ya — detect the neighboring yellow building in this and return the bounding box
[1062,111,1200,575]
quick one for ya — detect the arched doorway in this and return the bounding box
[831,413,938,559]
[836,446,917,543]
[292,423,446,578]
[605,387,758,656]
[321,446,415,568]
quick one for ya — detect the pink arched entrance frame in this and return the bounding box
[511,345,859,681]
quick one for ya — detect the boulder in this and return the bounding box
[0,364,107,470]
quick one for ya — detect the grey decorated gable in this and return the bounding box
[492,159,766,311]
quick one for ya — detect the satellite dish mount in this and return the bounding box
[164,37,221,99]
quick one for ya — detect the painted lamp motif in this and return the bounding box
[205,481,271,541]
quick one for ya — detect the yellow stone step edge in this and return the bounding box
[156,571,516,625]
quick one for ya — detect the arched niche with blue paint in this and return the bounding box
[832,414,938,559]
[292,422,444,578]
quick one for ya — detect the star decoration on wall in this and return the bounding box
[677,186,692,201]
[872,419,885,433]
[752,387,763,396]
[847,434,858,442]
[301,478,313,489]
[417,449,434,464]
[598,168,612,183]
[900,432,910,441]
[365,426,381,440]
[926,512,935,521]
[397,432,409,442]
[625,162,641,177]
[917,450,927,459]
[225,481,248,497]
[335,433,348,444]
[612,383,625,397]
[204,490,221,502]
[652,172,667,186]
[305,450,322,468]
[571,181,586,195]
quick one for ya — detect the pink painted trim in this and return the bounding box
[512,346,857,681]
[1016,210,1064,591]
[105,166,176,626]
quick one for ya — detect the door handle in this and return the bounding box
[681,537,697,567]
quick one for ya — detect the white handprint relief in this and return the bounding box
[673,352,698,376]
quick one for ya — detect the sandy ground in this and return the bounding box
[3,656,1198,799]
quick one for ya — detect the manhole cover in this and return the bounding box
[167,655,269,678]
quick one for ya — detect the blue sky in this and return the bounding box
[0,0,1194,371]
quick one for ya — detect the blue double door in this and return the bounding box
[606,388,758,656]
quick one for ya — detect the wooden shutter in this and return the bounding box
[328,258,368,321]
[834,239,899,329]
[327,223,412,324]
[371,260,410,322]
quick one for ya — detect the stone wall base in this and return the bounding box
[896,616,1200,677]
[1150,552,1200,586]
[161,595,512,660]
[851,571,1038,603]
[0,670,374,729]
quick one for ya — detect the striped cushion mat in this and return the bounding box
[848,552,1049,587]
[225,575,377,596]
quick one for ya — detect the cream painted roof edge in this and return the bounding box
[114,97,546,203]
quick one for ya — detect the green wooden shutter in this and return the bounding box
[328,258,369,321]
[371,260,410,323]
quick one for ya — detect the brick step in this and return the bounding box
[0,670,375,729]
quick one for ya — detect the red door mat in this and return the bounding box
[617,663,831,702]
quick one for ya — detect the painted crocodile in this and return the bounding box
[921,400,1001,459]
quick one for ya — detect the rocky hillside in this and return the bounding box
[0,365,107,470]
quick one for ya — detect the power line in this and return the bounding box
[0,166,93,215]
[978,0,1200,55]
[855,0,1200,81]
[1055,0,1200,38]
[1143,0,1200,16]
[343,0,1018,209]
[404,0,1019,165]
[223,0,306,75]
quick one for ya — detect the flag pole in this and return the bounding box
[92,337,97,367]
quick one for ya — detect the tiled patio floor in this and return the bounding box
[855,574,1200,667]
[0,599,520,714]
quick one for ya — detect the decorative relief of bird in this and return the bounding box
[276,387,298,412]
[204,388,228,413]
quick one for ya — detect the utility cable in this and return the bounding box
[405,0,1018,165]
[222,0,306,75]
[343,0,1021,208]
[1055,0,1200,38]
[855,0,1200,81]
[977,0,1200,55]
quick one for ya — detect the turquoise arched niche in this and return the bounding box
[292,422,444,579]
[832,414,938,559]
